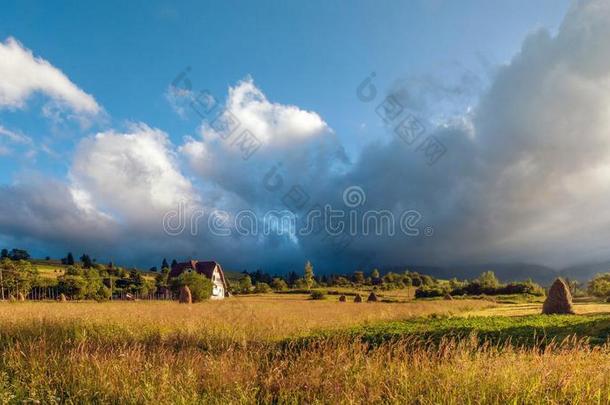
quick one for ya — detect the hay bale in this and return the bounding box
[367,292,378,302]
[17,292,25,301]
[542,278,574,315]
[59,293,67,302]
[8,294,15,302]
[179,286,192,304]
[354,294,362,303]
[444,293,453,300]
[338,295,346,302]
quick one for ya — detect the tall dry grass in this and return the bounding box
[0,297,494,343]
[2,298,606,403]
[2,334,610,404]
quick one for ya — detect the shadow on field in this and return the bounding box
[286,313,610,350]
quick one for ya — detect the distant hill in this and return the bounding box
[381,263,560,285]
[560,261,610,282]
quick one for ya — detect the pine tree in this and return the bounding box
[67,252,75,265]
[161,258,169,270]
[352,271,365,285]
[80,254,93,268]
[304,261,314,291]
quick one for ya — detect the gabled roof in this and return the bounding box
[169,260,227,288]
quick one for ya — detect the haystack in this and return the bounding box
[17,292,25,301]
[354,294,362,303]
[542,278,574,315]
[367,292,378,302]
[444,293,453,300]
[179,286,192,304]
[338,295,346,302]
[59,293,67,302]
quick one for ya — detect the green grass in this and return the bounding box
[346,313,610,346]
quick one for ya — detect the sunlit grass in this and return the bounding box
[1,297,610,403]
[0,296,493,342]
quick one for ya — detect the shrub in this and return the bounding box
[170,272,213,302]
[588,273,610,298]
[310,290,325,300]
[58,275,87,300]
[271,278,288,291]
[415,286,446,298]
[254,282,272,294]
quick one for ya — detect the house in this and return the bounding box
[169,260,228,299]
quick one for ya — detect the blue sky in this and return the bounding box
[0,0,569,170]
[9,1,610,273]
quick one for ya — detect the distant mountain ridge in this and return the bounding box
[380,263,562,285]
[381,260,610,285]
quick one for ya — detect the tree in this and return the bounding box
[171,259,178,268]
[371,268,381,285]
[239,275,253,294]
[155,268,170,294]
[404,277,413,296]
[170,272,213,302]
[0,259,39,296]
[65,266,84,276]
[352,271,365,285]
[588,273,610,298]
[476,271,500,289]
[0,249,7,259]
[294,277,308,289]
[66,252,75,266]
[161,258,169,270]
[58,275,88,300]
[287,271,299,286]
[271,277,288,291]
[83,268,106,299]
[254,282,272,294]
[80,254,93,269]
[9,249,30,261]
[304,261,314,290]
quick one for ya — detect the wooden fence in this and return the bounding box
[0,286,176,301]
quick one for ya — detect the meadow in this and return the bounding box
[1,297,610,404]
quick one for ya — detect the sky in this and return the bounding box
[6,0,610,274]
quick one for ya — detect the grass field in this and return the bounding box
[1,296,610,404]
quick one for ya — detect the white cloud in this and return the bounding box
[0,124,35,158]
[182,78,347,209]
[0,125,32,145]
[71,123,197,223]
[200,77,328,147]
[0,37,101,115]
